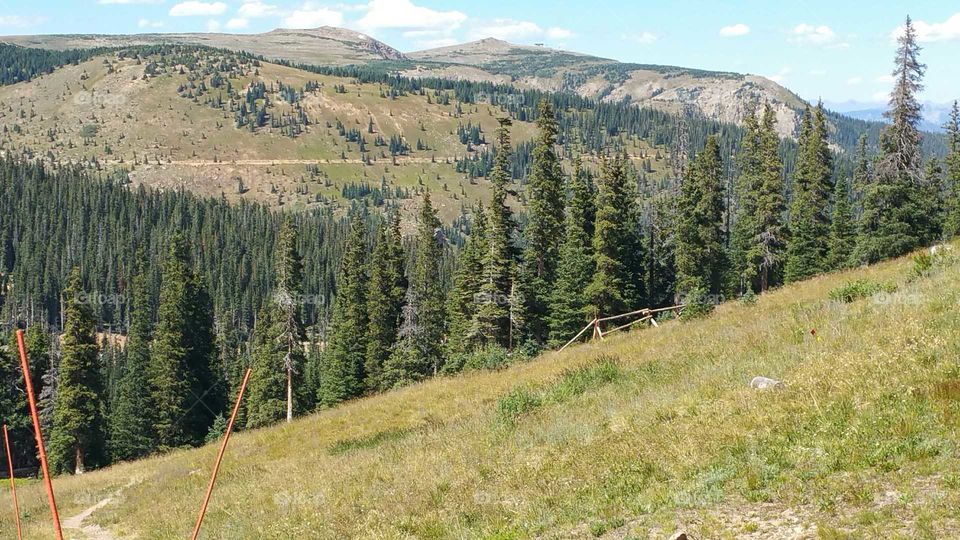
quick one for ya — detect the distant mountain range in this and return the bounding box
[825,100,954,132]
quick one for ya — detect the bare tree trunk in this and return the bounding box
[74,446,84,475]
[286,367,293,423]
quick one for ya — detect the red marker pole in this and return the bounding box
[15,329,63,540]
[191,367,252,540]
[3,424,22,540]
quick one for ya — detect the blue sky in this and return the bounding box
[1,0,958,106]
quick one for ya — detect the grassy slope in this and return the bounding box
[4,243,960,539]
[0,52,669,223]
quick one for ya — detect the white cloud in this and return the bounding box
[871,90,889,103]
[546,27,573,40]
[138,18,164,29]
[238,1,278,18]
[875,73,895,84]
[469,19,542,41]
[766,66,792,84]
[169,2,228,17]
[719,23,750,37]
[790,23,848,48]
[846,76,862,85]
[893,13,960,42]
[99,0,163,4]
[357,0,466,31]
[282,4,344,28]
[206,19,222,32]
[226,18,249,29]
[623,31,659,45]
[0,15,47,27]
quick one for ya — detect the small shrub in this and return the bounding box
[739,289,757,306]
[495,386,542,423]
[828,279,897,303]
[442,344,515,374]
[204,414,227,445]
[463,344,512,371]
[680,287,714,320]
[912,252,933,278]
[545,356,622,403]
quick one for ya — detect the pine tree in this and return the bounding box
[49,268,106,474]
[675,135,727,301]
[855,16,931,262]
[732,104,787,292]
[382,192,445,386]
[246,219,306,427]
[826,175,856,270]
[148,234,219,449]
[365,212,406,390]
[586,152,642,316]
[109,253,155,461]
[785,103,834,282]
[446,205,487,357]
[521,100,565,344]
[942,101,960,237]
[472,118,515,347]
[548,158,596,345]
[318,214,368,407]
[730,107,761,292]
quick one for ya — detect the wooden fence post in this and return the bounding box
[3,424,22,540]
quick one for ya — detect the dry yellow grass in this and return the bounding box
[3,243,960,539]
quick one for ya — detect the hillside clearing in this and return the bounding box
[3,243,960,539]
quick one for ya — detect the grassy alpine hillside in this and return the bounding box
[0,44,675,222]
[2,242,959,539]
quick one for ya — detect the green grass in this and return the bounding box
[3,242,960,538]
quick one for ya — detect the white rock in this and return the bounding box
[931,244,954,256]
[750,376,783,390]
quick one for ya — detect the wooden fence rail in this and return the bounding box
[559,304,684,352]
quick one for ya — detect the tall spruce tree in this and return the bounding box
[586,152,642,316]
[109,253,155,461]
[148,234,219,449]
[447,204,488,357]
[855,16,931,262]
[549,158,596,345]
[473,118,516,347]
[318,214,369,407]
[675,135,727,300]
[785,103,833,282]
[382,192,446,386]
[942,101,960,237]
[521,100,565,344]
[733,104,787,292]
[365,212,406,391]
[826,175,857,270]
[730,107,762,292]
[49,268,106,474]
[246,219,306,427]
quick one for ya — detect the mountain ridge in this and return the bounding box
[2,27,809,137]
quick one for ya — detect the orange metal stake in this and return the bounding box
[191,367,252,540]
[15,329,63,540]
[3,424,22,540]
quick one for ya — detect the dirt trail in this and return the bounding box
[111,153,650,168]
[63,478,141,540]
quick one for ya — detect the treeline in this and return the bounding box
[0,44,108,85]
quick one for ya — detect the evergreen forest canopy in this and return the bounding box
[0,16,958,475]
